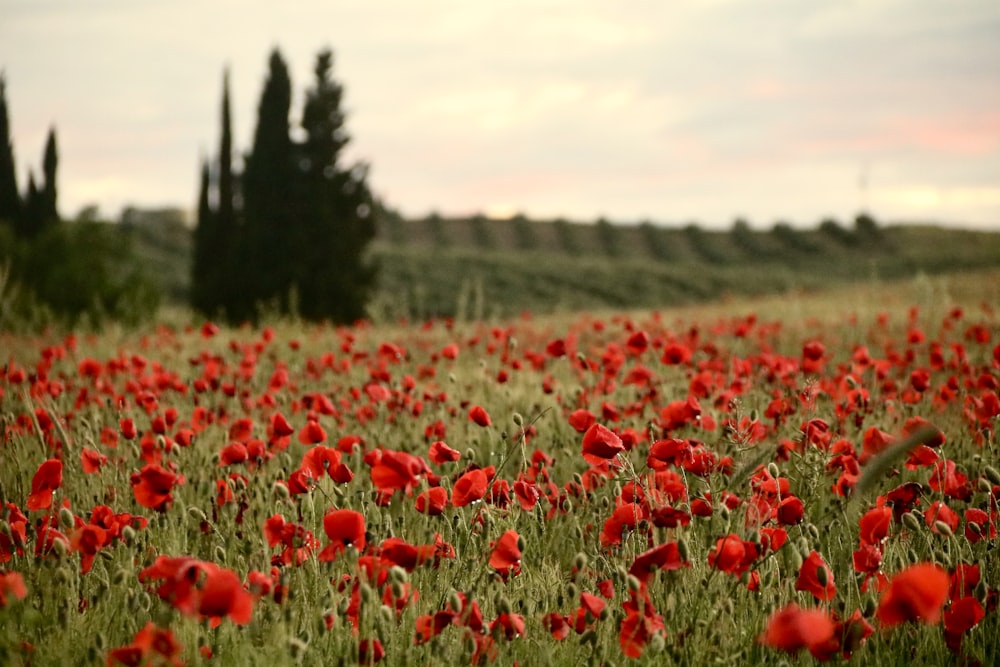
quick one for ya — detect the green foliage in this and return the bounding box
[511,214,537,251]
[638,221,674,261]
[819,218,858,247]
[552,218,581,256]
[771,221,820,254]
[1,220,160,329]
[595,217,622,257]
[469,214,496,250]
[682,223,727,264]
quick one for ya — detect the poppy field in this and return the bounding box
[1,273,998,666]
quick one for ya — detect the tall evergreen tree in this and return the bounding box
[0,73,20,227]
[191,158,217,314]
[238,49,294,321]
[217,70,236,251]
[41,127,58,223]
[19,171,41,238]
[296,49,377,323]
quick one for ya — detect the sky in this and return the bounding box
[2,0,999,229]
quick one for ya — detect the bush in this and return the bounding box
[1,221,160,329]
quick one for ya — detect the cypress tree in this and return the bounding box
[296,49,377,323]
[19,171,41,238]
[217,70,236,257]
[0,73,20,228]
[239,49,294,321]
[41,127,58,223]
[191,158,216,314]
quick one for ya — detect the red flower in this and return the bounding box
[468,405,492,427]
[414,487,448,515]
[876,563,949,627]
[358,638,384,663]
[759,604,835,655]
[120,418,137,440]
[795,550,836,601]
[619,588,664,658]
[369,449,425,494]
[708,533,758,577]
[106,622,183,667]
[943,596,985,652]
[428,440,461,464]
[628,541,690,585]
[581,423,624,466]
[26,459,63,511]
[600,503,646,548]
[489,530,522,579]
[130,464,181,512]
[542,612,571,640]
[139,556,253,626]
[858,506,892,546]
[0,571,27,607]
[964,507,996,542]
[81,448,108,474]
[319,509,366,561]
[568,409,597,433]
[452,468,488,507]
[775,496,804,525]
[298,418,327,445]
[218,442,248,466]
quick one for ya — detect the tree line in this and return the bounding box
[0,73,158,328]
[192,47,378,325]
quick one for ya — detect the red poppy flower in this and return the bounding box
[130,464,181,511]
[319,509,366,561]
[298,419,327,445]
[708,533,758,577]
[81,448,108,474]
[0,571,27,607]
[795,550,836,601]
[775,496,804,526]
[414,487,448,515]
[964,507,996,542]
[26,459,63,511]
[120,418,137,440]
[619,588,664,658]
[415,610,456,644]
[600,503,646,548]
[858,506,892,546]
[198,567,254,625]
[759,604,835,654]
[489,530,522,578]
[218,442,248,466]
[628,541,690,585]
[568,409,597,433]
[107,622,183,667]
[581,423,625,466]
[542,612,571,640]
[943,596,985,652]
[876,562,949,627]
[428,440,461,464]
[452,468,488,507]
[468,405,492,427]
[369,449,425,494]
[490,612,525,640]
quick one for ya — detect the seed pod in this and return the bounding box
[984,465,1000,486]
[933,521,954,537]
[901,512,921,532]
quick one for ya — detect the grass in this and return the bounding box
[1,270,997,666]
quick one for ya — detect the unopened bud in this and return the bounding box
[933,521,954,537]
[901,512,921,532]
[58,507,75,529]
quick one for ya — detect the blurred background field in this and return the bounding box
[125,210,1000,323]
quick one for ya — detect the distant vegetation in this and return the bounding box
[99,205,1000,325]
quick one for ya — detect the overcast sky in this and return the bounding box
[2,1,999,228]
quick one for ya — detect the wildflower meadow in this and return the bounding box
[1,272,997,666]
